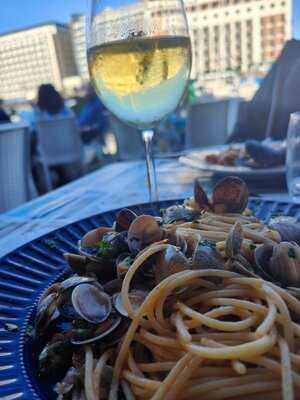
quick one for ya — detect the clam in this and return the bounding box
[254,243,275,281]
[192,240,224,270]
[64,253,88,275]
[212,176,248,214]
[115,208,137,232]
[71,283,112,324]
[80,230,128,259]
[103,278,123,296]
[254,241,300,286]
[80,227,114,249]
[194,178,211,210]
[162,205,200,225]
[39,335,73,379]
[35,292,59,334]
[225,222,243,258]
[127,215,164,253]
[164,227,188,254]
[71,314,121,345]
[269,222,300,246]
[59,276,96,293]
[38,282,60,304]
[113,289,148,317]
[269,242,300,287]
[154,245,189,284]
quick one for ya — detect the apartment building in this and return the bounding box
[70,0,292,84]
[185,0,292,79]
[0,22,77,100]
[70,14,89,80]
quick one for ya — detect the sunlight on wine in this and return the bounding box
[88,35,191,127]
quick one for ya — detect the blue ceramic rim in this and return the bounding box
[0,197,299,399]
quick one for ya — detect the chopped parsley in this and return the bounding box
[96,239,112,257]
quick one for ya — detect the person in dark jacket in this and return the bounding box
[0,99,10,123]
[79,84,108,144]
[228,39,300,143]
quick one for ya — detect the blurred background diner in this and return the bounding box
[0,0,300,213]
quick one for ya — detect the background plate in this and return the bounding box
[0,198,300,399]
[179,145,285,178]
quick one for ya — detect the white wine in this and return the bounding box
[88,35,191,127]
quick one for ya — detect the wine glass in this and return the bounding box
[87,0,192,202]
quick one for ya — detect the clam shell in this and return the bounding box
[71,283,112,324]
[115,208,137,232]
[71,314,121,345]
[113,290,148,317]
[212,176,248,214]
[59,276,96,293]
[35,293,59,333]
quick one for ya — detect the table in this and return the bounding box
[0,159,289,258]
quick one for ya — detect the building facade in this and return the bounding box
[70,14,89,81]
[0,22,77,100]
[185,0,292,80]
[70,0,292,86]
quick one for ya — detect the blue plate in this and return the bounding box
[0,198,300,399]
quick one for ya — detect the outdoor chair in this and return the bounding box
[0,122,37,213]
[185,98,241,149]
[108,115,144,161]
[36,116,83,192]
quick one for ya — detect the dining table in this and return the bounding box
[0,158,291,258]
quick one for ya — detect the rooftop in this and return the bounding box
[0,21,69,37]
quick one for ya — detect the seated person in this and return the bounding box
[34,84,74,123]
[0,99,10,123]
[228,39,300,143]
[78,84,108,144]
[32,84,80,192]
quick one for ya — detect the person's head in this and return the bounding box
[37,84,64,115]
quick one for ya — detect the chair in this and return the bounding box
[185,98,241,149]
[108,115,144,161]
[0,122,37,213]
[36,117,83,191]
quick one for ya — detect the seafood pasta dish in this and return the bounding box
[34,176,300,400]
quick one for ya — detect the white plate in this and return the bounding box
[179,145,285,177]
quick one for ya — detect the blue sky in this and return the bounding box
[0,0,299,37]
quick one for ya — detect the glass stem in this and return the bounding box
[142,129,158,202]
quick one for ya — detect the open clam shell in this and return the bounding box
[71,283,112,324]
[127,215,164,253]
[59,276,96,293]
[35,292,59,333]
[253,243,275,281]
[113,289,148,317]
[194,178,211,210]
[115,208,137,232]
[212,176,248,214]
[154,245,190,284]
[71,314,121,345]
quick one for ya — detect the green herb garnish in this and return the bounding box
[25,325,35,338]
[250,244,257,251]
[96,239,112,257]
